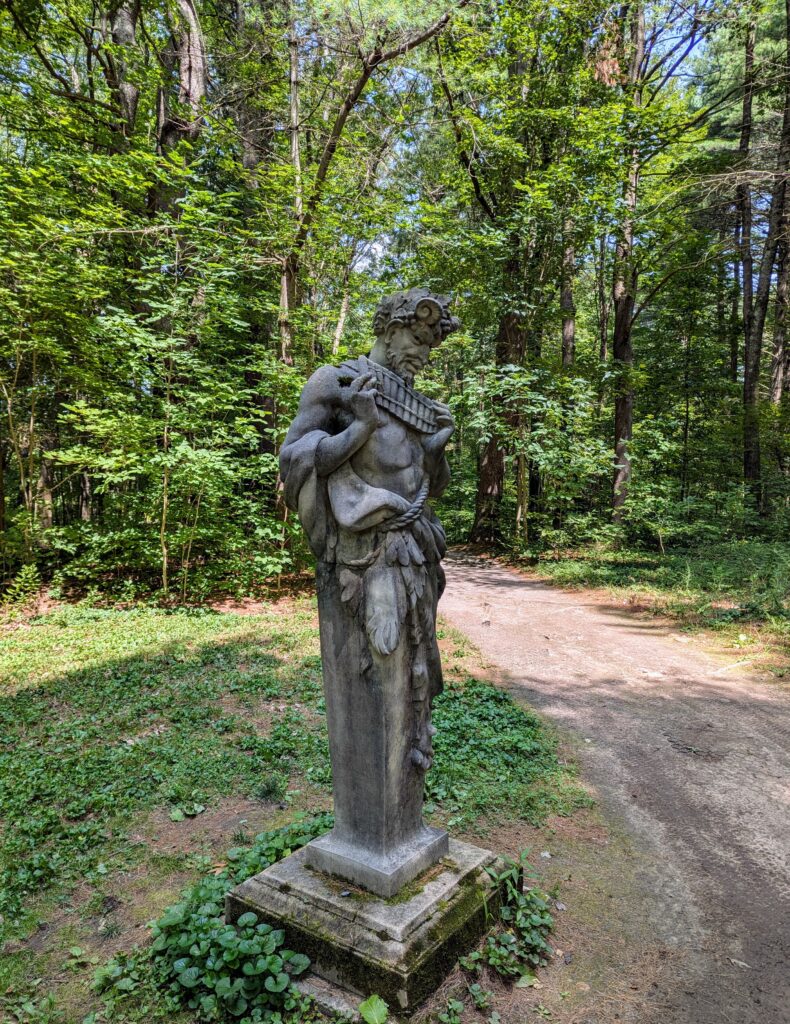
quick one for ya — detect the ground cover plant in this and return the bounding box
[0,596,586,1021]
[93,817,331,1024]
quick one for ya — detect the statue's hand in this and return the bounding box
[433,402,455,432]
[347,373,381,430]
[423,402,454,457]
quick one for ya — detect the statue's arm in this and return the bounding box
[427,454,451,498]
[282,367,379,479]
[423,402,454,498]
[316,421,373,477]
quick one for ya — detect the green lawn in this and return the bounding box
[0,596,587,1022]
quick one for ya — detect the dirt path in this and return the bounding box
[440,552,790,1024]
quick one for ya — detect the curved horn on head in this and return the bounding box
[414,298,442,326]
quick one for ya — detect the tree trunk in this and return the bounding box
[279,18,303,364]
[279,254,298,365]
[332,265,351,354]
[468,307,525,545]
[156,0,207,153]
[468,435,506,545]
[771,234,789,403]
[289,17,303,219]
[744,1,790,502]
[611,150,639,521]
[80,471,92,522]
[730,253,741,383]
[738,22,759,495]
[109,1,141,143]
[611,3,644,523]
[561,221,575,368]
[36,456,55,534]
[596,232,609,361]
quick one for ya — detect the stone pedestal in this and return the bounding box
[305,824,448,899]
[225,839,506,1014]
[313,564,448,899]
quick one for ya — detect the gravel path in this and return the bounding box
[439,551,790,1024]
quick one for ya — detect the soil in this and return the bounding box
[437,550,790,1024]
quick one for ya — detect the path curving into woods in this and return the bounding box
[440,551,790,1024]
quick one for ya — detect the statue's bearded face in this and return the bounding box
[384,324,433,382]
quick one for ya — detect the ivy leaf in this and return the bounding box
[214,975,233,998]
[158,904,186,927]
[359,994,389,1024]
[285,952,310,975]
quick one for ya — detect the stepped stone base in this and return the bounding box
[225,839,507,1014]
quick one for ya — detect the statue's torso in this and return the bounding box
[350,408,426,500]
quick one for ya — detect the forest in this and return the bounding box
[1,0,789,601]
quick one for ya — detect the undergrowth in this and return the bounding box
[0,599,581,1020]
[93,816,332,1023]
[530,540,790,624]
[428,679,590,827]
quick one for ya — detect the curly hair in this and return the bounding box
[372,287,460,346]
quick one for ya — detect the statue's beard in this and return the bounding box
[385,342,419,385]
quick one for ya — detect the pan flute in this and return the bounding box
[340,356,439,434]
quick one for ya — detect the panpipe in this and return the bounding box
[340,357,438,435]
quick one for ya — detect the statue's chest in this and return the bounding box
[366,411,423,472]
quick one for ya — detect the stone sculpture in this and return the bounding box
[228,291,508,1012]
[279,287,460,897]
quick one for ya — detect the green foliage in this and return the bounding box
[466,983,493,1011]
[532,541,790,625]
[460,856,554,982]
[0,601,329,940]
[1,0,788,592]
[438,998,466,1024]
[2,564,41,607]
[428,679,591,827]
[358,993,389,1024]
[94,816,330,1022]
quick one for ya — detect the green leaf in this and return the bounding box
[359,994,389,1024]
[178,966,202,988]
[215,976,233,998]
[158,904,186,928]
[285,952,310,975]
[264,971,289,993]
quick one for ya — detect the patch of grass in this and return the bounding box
[428,678,591,828]
[532,542,788,611]
[0,596,586,1021]
[0,600,329,941]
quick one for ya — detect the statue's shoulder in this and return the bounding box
[300,361,348,406]
[302,355,368,399]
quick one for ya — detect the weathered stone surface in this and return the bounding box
[278,289,462,896]
[225,838,506,1013]
[305,824,448,899]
